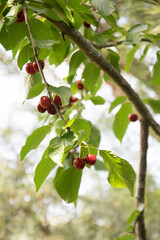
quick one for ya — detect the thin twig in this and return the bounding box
[134,120,149,240]
[91,38,151,49]
[23,7,66,124]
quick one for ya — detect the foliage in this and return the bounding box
[1,0,160,239]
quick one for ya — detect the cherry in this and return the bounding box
[54,95,62,107]
[73,157,85,170]
[40,96,51,109]
[37,103,46,113]
[33,60,44,72]
[16,9,25,23]
[25,63,36,75]
[128,113,138,122]
[83,21,90,28]
[70,96,78,103]
[47,104,57,115]
[85,154,96,165]
[76,80,84,90]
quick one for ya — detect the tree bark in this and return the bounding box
[135,120,149,240]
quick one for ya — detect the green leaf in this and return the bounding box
[34,148,56,192]
[109,96,127,113]
[113,102,132,142]
[29,18,53,40]
[88,124,101,148]
[49,37,70,66]
[90,96,105,105]
[91,0,115,16]
[65,119,91,142]
[125,44,140,73]
[90,76,102,96]
[99,150,136,195]
[94,159,107,171]
[43,0,71,23]
[48,138,65,167]
[79,12,98,27]
[0,21,26,50]
[120,234,134,240]
[67,0,91,14]
[28,2,61,21]
[69,50,85,76]
[151,52,160,86]
[54,166,82,203]
[48,85,73,106]
[4,5,22,25]
[140,44,150,62]
[27,83,45,100]
[18,44,34,70]
[24,72,42,100]
[143,98,160,113]
[107,49,120,72]
[20,125,52,161]
[34,38,59,49]
[125,33,141,45]
[83,62,100,91]
[128,24,149,34]
[127,210,141,225]
[48,132,77,166]
[56,0,74,23]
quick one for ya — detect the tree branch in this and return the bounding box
[23,8,66,124]
[135,120,149,240]
[44,18,160,137]
[91,38,151,49]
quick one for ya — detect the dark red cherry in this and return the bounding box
[25,63,36,75]
[16,9,25,23]
[76,80,84,90]
[85,154,96,165]
[128,113,138,122]
[73,157,85,170]
[83,21,90,28]
[37,104,46,113]
[33,60,44,72]
[47,104,57,115]
[40,96,51,109]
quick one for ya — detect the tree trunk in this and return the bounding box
[135,120,149,240]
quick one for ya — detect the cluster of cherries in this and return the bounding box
[25,60,44,75]
[37,94,79,115]
[73,154,96,170]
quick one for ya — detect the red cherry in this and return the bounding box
[25,63,36,75]
[40,96,51,109]
[128,113,138,122]
[47,104,57,115]
[16,9,25,23]
[37,103,46,113]
[33,60,44,72]
[83,21,90,28]
[54,95,62,107]
[85,154,96,165]
[73,157,85,170]
[70,96,78,103]
[76,80,84,90]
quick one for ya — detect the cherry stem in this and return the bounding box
[23,7,66,125]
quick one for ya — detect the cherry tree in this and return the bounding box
[1,0,160,239]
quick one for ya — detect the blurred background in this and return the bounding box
[1,0,160,239]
